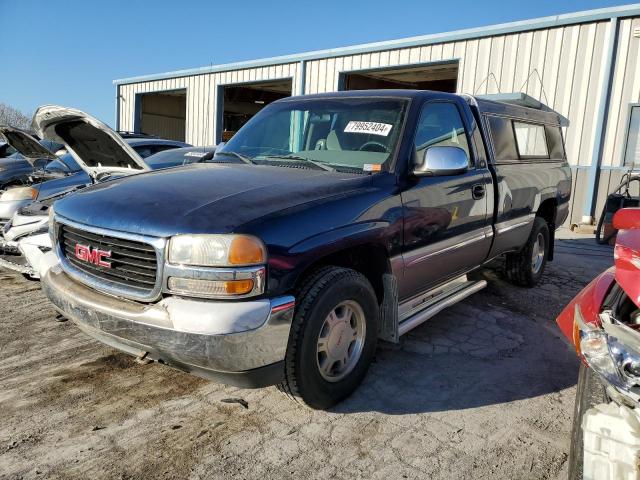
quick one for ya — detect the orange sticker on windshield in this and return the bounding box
[363,164,382,172]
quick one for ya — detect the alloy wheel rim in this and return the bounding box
[316,300,366,382]
[531,232,545,274]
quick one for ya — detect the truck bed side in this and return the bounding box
[469,98,572,260]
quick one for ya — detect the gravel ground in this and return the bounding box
[0,230,613,480]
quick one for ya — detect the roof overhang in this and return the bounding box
[113,4,640,86]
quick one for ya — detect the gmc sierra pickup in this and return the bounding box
[38,90,571,409]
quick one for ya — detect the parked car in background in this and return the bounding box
[0,127,190,230]
[145,146,217,169]
[0,128,66,190]
[0,141,16,158]
[40,90,570,409]
[1,144,213,280]
[0,110,192,279]
[557,207,640,480]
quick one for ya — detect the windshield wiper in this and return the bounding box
[261,154,335,172]
[213,150,255,165]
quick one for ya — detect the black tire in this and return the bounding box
[567,364,608,480]
[280,266,379,409]
[505,217,550,287]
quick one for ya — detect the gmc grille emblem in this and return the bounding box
[75,243,112,268]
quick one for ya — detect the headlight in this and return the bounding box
[168,234,266,267]
[0,186,37,202]
[574,304,623,385]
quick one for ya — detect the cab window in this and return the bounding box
[415,102,471,165]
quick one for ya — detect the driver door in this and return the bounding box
[399,100,492,301]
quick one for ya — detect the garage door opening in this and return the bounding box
[138,90,186,141]
[341,62,459,93]
[218,79,292,142]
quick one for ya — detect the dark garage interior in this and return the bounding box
[138,90,187,141]
[219,79,292,141]
[341,62,459,93]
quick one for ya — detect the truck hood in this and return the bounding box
[33,105,149,178]
[0,126,57,165]
[53,164,370,237]
[614,208,640,308]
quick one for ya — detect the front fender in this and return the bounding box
[266,219,401,295]
[556,268,616,345]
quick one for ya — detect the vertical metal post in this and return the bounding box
[582,17,619,223]
[295,60,307,150]
[298,60,306,96]
[115,85,120,131]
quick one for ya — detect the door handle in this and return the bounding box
[472,184,486,200]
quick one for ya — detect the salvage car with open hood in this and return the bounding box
[0,112,205,280]
[0,106,187,278]
[557,207,640,479]
[0,126,86,228]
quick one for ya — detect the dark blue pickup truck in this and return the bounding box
[38,90,571,409]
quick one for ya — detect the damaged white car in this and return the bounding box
[0,108,214,280]
[0,105,151,279]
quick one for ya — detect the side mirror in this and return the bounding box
[413,146,469,177]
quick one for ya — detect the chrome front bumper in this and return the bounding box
[41,256,296,388]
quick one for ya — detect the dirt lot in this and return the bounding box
[0,231,613,480]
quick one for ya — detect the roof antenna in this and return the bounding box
[198,62,213,162]
[519,69,550,106]
[473,73,501,95]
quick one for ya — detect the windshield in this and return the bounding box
[44,153,80,173]
[215,97,408,172]
[146,147,215,169]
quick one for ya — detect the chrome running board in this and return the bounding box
[397,275,487,337]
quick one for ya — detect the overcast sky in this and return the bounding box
[0,0,631,128]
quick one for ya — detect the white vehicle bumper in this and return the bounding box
[582,402,640,479]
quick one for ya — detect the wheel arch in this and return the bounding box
[291,242,392,305]
[536,198,558,261]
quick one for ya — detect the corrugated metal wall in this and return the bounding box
[303,21,612,168]
[602,17,640,168]
[117,21,621,171]
[116,15,640,226]
[118,62,300,146]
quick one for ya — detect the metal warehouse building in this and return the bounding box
[114,4,640,226]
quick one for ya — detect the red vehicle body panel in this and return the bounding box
[613,208,640,309]
[556,269,615,344]
[556,208,640,346]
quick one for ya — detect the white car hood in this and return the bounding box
[33,105,150,178]
[0,126,57,165]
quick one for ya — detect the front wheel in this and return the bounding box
[505,217,550,287]
[280,267,379,409]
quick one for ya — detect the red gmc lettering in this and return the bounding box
[74,244,112,268]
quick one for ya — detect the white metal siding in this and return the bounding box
[118,63,300,146]
[117,18,635,172]
[602,17,640,167]
[300,21,611,167]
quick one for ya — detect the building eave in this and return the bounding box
[113,3,640,86]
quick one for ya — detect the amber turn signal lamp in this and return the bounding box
[229,236,266,265]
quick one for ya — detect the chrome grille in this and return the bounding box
[59,224,158,295]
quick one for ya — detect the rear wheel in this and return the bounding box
[567,364,608,480]
[505,217,550,287]
[280,267,379,409]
